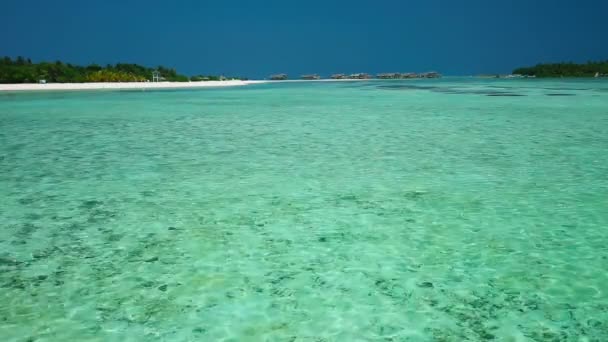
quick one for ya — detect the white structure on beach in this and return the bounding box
[152,70,161,82]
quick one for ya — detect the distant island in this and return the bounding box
[0,56,246,83]
[513,61,608,78]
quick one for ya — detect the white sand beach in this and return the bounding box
[0,80,265,92]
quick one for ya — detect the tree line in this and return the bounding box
[0,56,246,83]
[513,61,608,77]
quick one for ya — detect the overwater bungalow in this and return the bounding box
[348,73,371,79]
[301,74,321,80]
[376,72,441,79]
[270,74,288,80]
[419,72,442,78]
[400,73,419,79]
[331,74,348,79]
[377,73,400,79]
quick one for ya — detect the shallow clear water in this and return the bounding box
[1,79,608,341]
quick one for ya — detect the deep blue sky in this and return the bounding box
[1,0,607,78]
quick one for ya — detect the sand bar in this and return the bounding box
[0,80,266,92]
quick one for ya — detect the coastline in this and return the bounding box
[0,78,427,92]
[0,80,266,92]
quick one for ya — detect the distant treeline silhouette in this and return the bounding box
[513,61,608,77]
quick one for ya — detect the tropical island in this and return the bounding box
[0,56,246,83]
[513,61,608,78]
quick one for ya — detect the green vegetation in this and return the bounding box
[0,56,243,83]
[513,61,608,77]
[86,70,147,82]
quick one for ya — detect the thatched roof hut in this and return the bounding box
[301,74,321,80]
[419,72,441,78]
[377,73,400,79]
[399,73,418,78]
[270,74,288,80]
[348,73,371,79]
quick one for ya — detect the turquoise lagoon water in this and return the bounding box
[1,79,608,341]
